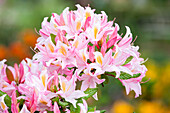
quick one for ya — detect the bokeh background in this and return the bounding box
[0,0,170,113]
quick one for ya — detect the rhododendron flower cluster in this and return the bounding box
[0,4,147,113]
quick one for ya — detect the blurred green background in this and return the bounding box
[0,0,170,113]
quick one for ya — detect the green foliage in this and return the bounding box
[105,71,141,80]
[106,35,109,43]
[88,106,96,112]
[83,88,98,100]
[18,98,25,110]
[119,72,132,80]
[105,71,116,76]
[58,100,69,107]
[106,45,114,53]
[69,103,80,113]
[47,111,53,113]
[133,73,141,78]
[122,56,134,66]
[87,59,92,63]
[95,46,99,51]
[0,90,11,109]
[88,42,93,46]
[54,85,58,92]
[52,96,69,107]
[100,110,106,113]
[50,34,56,45]
[52,96,59,104]
[119,72,141,80]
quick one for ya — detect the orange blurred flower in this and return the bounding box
[152,63,170,98]
[160,64,170,86]
[0,45,8,60]
[111,100,134,113]
[19,29,38,47]
[0,29,37,62]
[138,101,165,113]
[145,61,159,81]
[8,41,32,61]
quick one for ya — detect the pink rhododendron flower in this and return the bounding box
[0,94,8,112]
[78,99,88,113]
[11,90,19,113]
[19,104,30,113]
[0,4,147,113]
[57,75,87,108]
[54,102,60,113]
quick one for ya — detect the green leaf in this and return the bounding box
[54,85,58,92]
[52,96,69,110]
[50,34,56,45]
[112,52,115,56]
[0,90,6,96]
[100,110,106,113]
[88,106,96,112]
[95,46,99,51]
[58,100,69,107]
[83,88,98,100]
[70,104,80,113]
[51,97,59,104]
[105,71,116,77]
[109,45,114,50]
[17,98,25,104]
[133,73,141,78]
[47,111,53,113]
[122,56,133,66]
[88,42,93,46]
[18,98,25,107]
[119,72,141,80]
[16,90,20,97]
[0,90,11,109]
[106,45,114,53]
[77,98,83,104]
[67,67,72,70]
[119,72,132,80]
[52,97,68,107]
[87,59,92,63]
[106,35,109,43]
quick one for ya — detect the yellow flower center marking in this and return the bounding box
[76,21,81,31]
[59,46,67,56]
[56,64,61,67]
[54,24,57,28]
[82,53,86,62]
[113,52,118,59]
[1,102,6,110]
[97,75,101,79]
[96,55,102,65]
[67,84,71,92]
[41,74,46,87]
[1,65,3,70]
[94,27,98,39]
[40,100,48,105]
[2,85,7,88]
[62,81,66,92]
[48,43,54,53]
[73,40,79,48]
[28,63,32,67]
[131,69,135,72]
[85,12,91,19]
